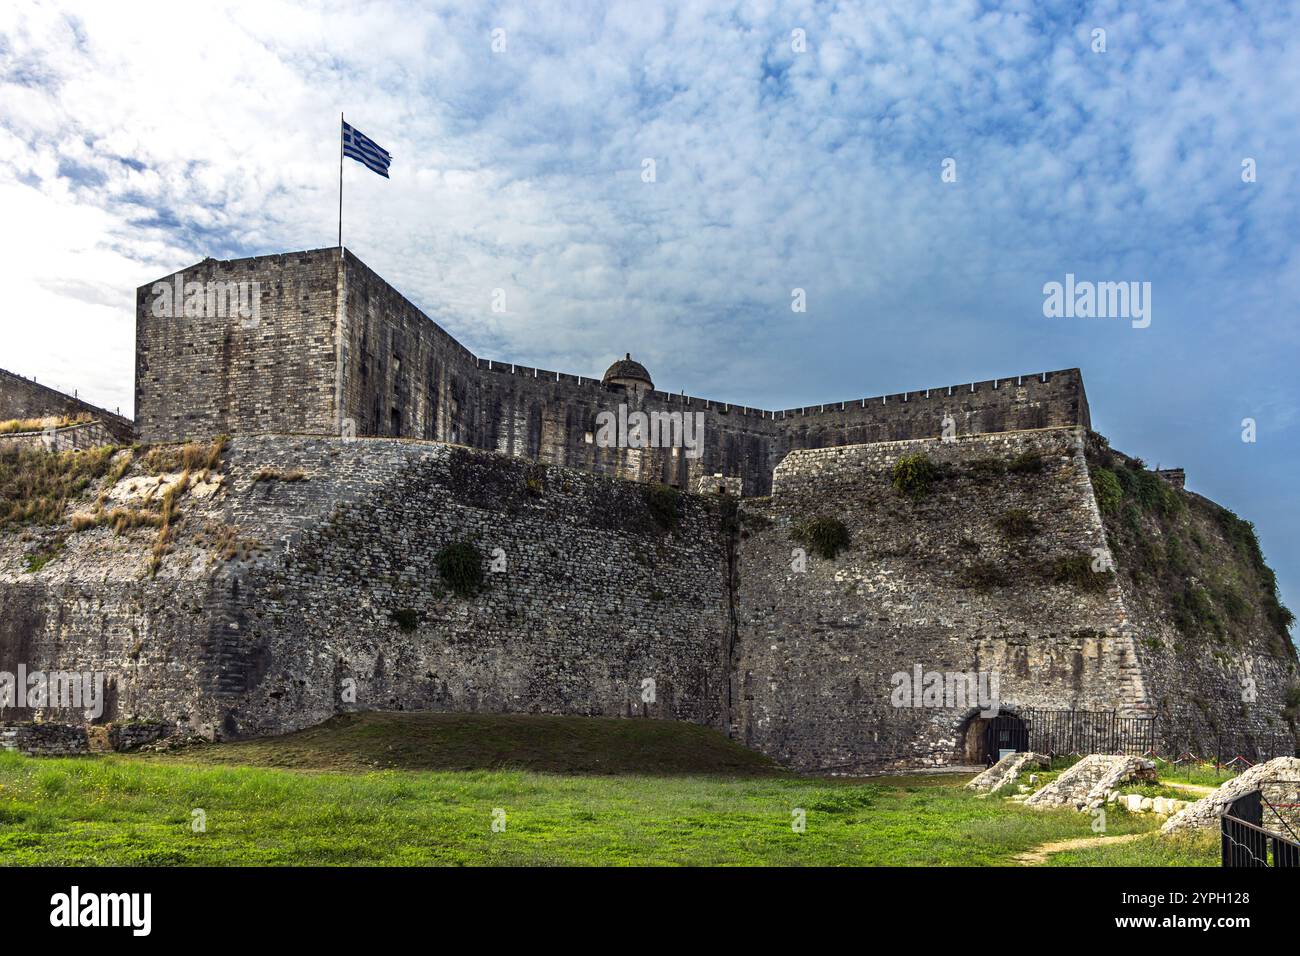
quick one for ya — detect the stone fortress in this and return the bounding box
[0,246,1296,770]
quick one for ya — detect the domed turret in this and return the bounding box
[602,353,653,391]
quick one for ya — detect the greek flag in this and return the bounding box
[342,120,391,178]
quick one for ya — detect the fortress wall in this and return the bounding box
[776,369,1089,452]
[732,427,1146,772]
[1082,436,1299,752]
[0,421,122,454]
[0,368,133,442]
[0,437,730,739]
[331,253,787,493]
[223,438,730,737]
[134,249,343,442]
[134,250,1090,496]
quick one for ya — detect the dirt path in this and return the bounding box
[1164,782,1215,796]
[1013,832,1145,865]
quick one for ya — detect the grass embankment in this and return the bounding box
[0,714,1216,867]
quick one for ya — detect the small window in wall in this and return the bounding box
[391,408,401,436]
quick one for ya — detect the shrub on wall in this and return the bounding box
[644,484,680,531]
[1091,467,1123,515]
[959,560,1008,589]
[994,508,1036,538]
[1007,451,1045,474]
[791,515,850,560]
[524,463,547,496]
[1051,552,1113,592]
[436,541,485,597]
[391,608,421,632]
[892,453,937,500]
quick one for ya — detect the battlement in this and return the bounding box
[134,248,1090,494]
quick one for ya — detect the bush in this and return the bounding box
[1214,585,1249,622]
[1172,583,1217,633]
[959,560,1008,590]
[644,484,680,531]
[390,608,420,632]
[994,508,1036,538]
[1091,467,1123,516]
[436,542,485,597]
[1051,553,1112,592]
[524,463,547,496]
[1007,451,1045,474]
[892,454,937,500]
[791,516,850,560]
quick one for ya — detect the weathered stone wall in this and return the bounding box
[134,249,342,442]
[0,367,133,442]
[0,423,1294,767]
[0,721,89,755]
[1084,434,1298,757]
[134,249,1090,496]
[731,427,1148,772]
[1,437,730,740]
[0,420,121,454]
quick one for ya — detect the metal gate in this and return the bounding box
[983,714,1028,761]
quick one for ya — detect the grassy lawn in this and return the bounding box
[0,714,1221,867]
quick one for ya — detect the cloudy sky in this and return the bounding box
[1,0,1297,633]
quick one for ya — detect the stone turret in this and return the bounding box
[601,354,653,391]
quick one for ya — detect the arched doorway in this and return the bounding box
[960,712,1029,765]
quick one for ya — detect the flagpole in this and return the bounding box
[338,111,344,249]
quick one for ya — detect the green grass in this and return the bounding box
[138,713,785,775]
[0,714,1216,867]
[1149,760,1237,788]
[1049,831,1218,867]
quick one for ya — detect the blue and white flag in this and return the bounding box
[342,120,391,178]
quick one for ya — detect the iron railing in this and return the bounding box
[1221,788,1300,867]
[1018,708,1155,757]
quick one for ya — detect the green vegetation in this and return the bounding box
[791,515,851,559]
[643,483,680,532]
[1171,582,1217,633]
[1090,439,1296,649]
[1051,552,1113,592]
[436,541,485,597]
[892,453,937,500]
[391,608,421,632]
[0,713,1199,867]
[1049,831,1217,867]
[994,508,1036,538]
[1090,467,1123,515]
[1007,450,1045,475]
[23,540,64,573]
[1283,684,1300,722]
[1215,508,1295,632]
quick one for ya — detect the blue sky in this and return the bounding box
[0,0,1297,638]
